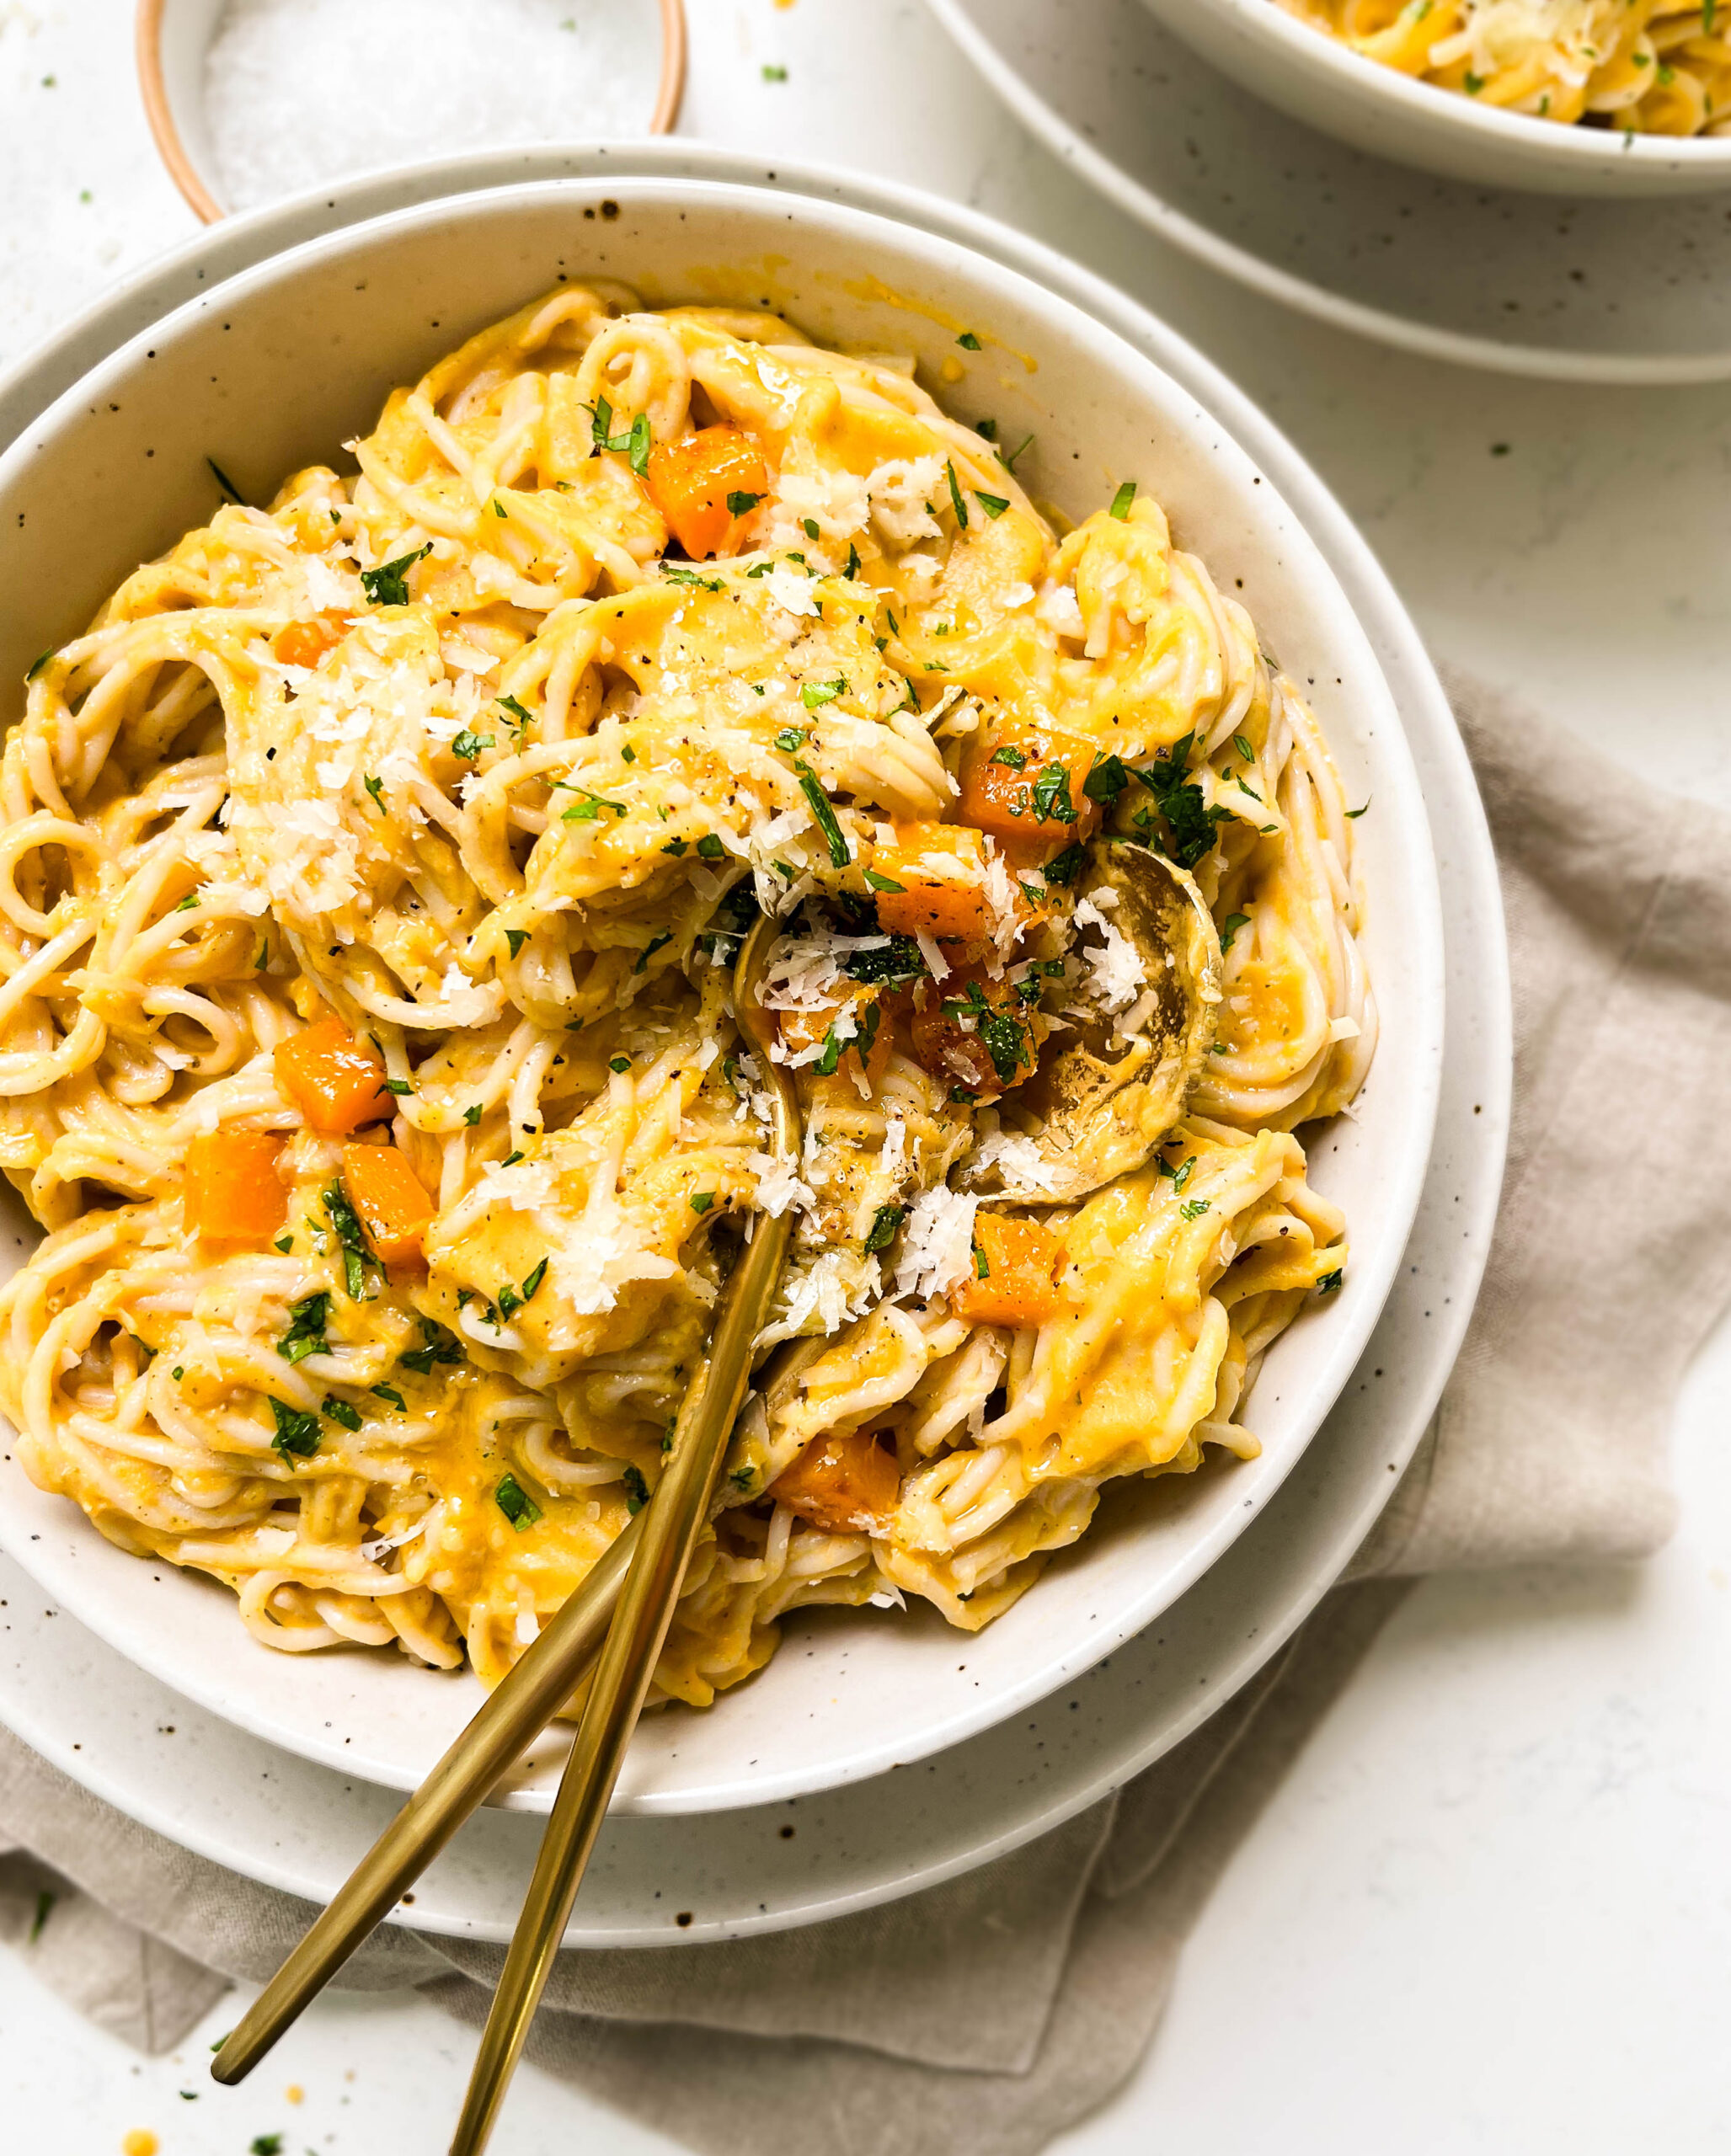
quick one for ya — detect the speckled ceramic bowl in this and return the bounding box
[0,173,1444,1813]
[1141,0,1731,196]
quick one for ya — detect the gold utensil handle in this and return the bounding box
[448,917,798,2156]
[209,1512,640,2086]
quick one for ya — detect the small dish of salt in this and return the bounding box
[137,0,686,222]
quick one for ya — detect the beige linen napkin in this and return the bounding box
[3,676,1724,2153]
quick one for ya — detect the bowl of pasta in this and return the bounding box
[1140,0,1731,195]
[0,172,1444,1812]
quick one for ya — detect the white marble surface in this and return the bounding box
[2,2,1728,2150]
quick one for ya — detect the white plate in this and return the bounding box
[927,0,1731,385]
[0,165,1444,1812]
[0,147,1508,1942]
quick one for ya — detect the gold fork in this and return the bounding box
[212,913,799,2111]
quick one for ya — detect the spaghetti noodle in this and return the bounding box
[0,286,1371,1707]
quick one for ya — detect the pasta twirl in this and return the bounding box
[0,286,1372,1709]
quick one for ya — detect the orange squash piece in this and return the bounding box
[957,728,1100,865]
[871,822,995,942]
[908,962,1039,1100]
[341,1143,436,1267]
[952,1214,1062,1328]
[271,614,348,670]
[644,425,770,560]
[274,1017,391,1134]
[184,1130,287,1243]
[770,1426,901,1535]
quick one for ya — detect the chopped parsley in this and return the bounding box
[1109,481,1137,520]
[1178,1198,1211,1221]
[498,693,533,729]
[560,787,626,822]
[1083,754,1130,806]
[622,1463,650,1514]
[695,833,726,860]
[990,744,1028,771]
[690,1190,716,1215]
[864,1203,905,1253]
[863,867,905,894]
[24,650,52,683]
[1043,841,1087,886]
[399,1317,463,1376]
[505,927,529,959]
[958,331,982,350]
[363,773,386,811]
[322,1395,362,1432]
[661,836,687,856]
[1157,1152,1196,1193]
[727,489,763,515]
[1219,911,1251,954]
[521,1257,548,1301]
[1233,733,1256,763]
[1030,762,1078,825]
[609,1055,632,1073]
[451,728,494,761]
[793,760,851,867]
[372,1383,407,1410]
[634,930,674,974]
[494,1473,542,1530]
[661,563,724,591]
[323,1180,372,1299]
[800,676,846,710]
[268,1397,321,1461]
[975,490,1010,519]
[590,397,651,474]
[275,1291,331,1365]
[945,460,970,530]
[1346,799,1370,819]
[841,932,924,985]
[1317,1269,1344,1294]
[972,1242,991,1278]
[359,543,431,607]
[462,1102,483,1125]
[775,726,809,751]
[1133,734,1227,870]
[206,456,244,505]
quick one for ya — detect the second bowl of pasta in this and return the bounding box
[1140,0,1731,195]
[0,169,1444,1811]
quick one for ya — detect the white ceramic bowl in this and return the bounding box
[1141,0,1731,196]
[0,174,1444,1812]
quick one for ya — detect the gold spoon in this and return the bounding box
[447,911,799,2153]
[211,846,1212,2091]
[211,912,799,2094]
[961,839,1222,1205]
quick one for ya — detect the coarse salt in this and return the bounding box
[205,0,655,214]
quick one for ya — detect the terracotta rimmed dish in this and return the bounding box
[1140,0,1731,197]
[0,169,1445,1817]
[135,0,688,223]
